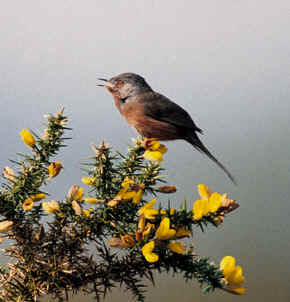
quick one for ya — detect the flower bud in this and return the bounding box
[3,167,15,182]
[42,200,60,214]
[81,177,95,186]
[0,220,13,233]
[72,200,83,216]
[108,237,123,248]
[83,197,104,204]
[120,234,135,248]
[67,185,83,201]
[48,161,63,178]
[20,129,35,147]
[23,198,34,211]
[156,185,177,194]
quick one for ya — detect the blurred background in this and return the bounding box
[1,1,290,301]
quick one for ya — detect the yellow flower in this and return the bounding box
[23,198,34,211]
[168,241,185,254]
[20,129,35,147]
[220,256,245,295]
[0,220,13,233]
[67,185,83,201]
[208,192,222,213]
[122,176,135,187]
[193,184,223,220]
[142,223,154,238]
[83,208,93,217]
[107,199,120,207]
[138,215,146,231]
[42,200,60,214]
[132,188,143,204]
[121,191,136,200]
[72,200,83,215]
[143,140,168,163]
[83,197,104,204]
[143,208,159,220]
[138,199,156,216]
[48,161,63,178]
[81,177,95,186]
[142,241,159,263]
[121,234,135,248]
[176,227,190,238]
[110,177,144,206]
[198,184,211,200]
[193,199,208,220]
[155,217,176,240]
[160,208,175,215]
[3,167,16,182]
[30,193,46,201]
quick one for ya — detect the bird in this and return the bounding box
[97,72,236,184]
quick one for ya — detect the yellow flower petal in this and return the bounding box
[160,208,175,215]
[148,140,161,151]
[208,192,222,213]
[138,199,156,216]
[83,209,93,217]
[143,209,159,220]
[30,193,46,201]
[176,227,190,238]
[138,215,146,231]
[83,197,103,204]
[228,266,245,284]
[23,198,34,211]
[121,177,134,187]
[42,200,60,214]
[48,161,63,178]
[220,256,245,295]
[168,241,185,254]
[81,177,95,185]
[197,184,211,200]
[220,256,236,278]
[142,241,159,263]
[142,223,154,237]
[144,251,159,263]
[155,217,176,240]
[72,200,83,215]
[121,191,136,200]
[227,285,246,295]
[193,199,208,220]
[67,185,84,201]
[132,189,143,204]
[143,150,163,162]
[107,199,119,207]
[20,129,35,147]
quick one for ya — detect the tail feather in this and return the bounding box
[186,134,236,185]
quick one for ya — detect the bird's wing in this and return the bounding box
[139,92,203,133]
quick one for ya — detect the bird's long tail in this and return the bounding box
[186,134,236,185]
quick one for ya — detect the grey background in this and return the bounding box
[1,1,290,301]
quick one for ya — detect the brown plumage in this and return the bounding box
[98,73,236,184]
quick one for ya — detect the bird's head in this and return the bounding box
[97,73,152,99]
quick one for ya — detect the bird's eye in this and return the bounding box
[116,81,124,87]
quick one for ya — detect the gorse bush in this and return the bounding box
[0,109,245,301]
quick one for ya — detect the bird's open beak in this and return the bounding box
[97,78,115,91]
